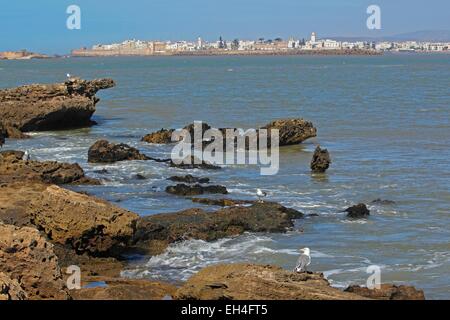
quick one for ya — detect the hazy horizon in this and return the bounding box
[1,0,449,54]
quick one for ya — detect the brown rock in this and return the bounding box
[0,78,115,131]
[88,140,149,163]
[0,223,70,300]
[0,152,100,185]
[311,145,331,173]
[133,202,303,255]
[166,184,228,196]
[345,284,425,300]
[262,118,317,146]
[0,182,139,256]
[0,272,27,300]
[142,128,175,144]
[191,197,254,207]
[176,264,365,300]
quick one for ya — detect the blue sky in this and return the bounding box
[0,0,449,54]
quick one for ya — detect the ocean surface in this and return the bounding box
[1,54,449,299]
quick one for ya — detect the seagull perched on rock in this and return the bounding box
[22,150,30,161]
[256,188,267,202]
[294,247,311,273]
[66,73,71,79]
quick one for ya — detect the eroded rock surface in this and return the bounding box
[191,197,254,207]
[0,78,115,131]
[88,140,149,163]
[0,272,27,300]
[345,284,425,300]
[311,145,331,173]
[142,128,175,144]
[262,119,317,146]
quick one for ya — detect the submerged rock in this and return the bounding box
[371,198,396,205]
[88,140,149,163]
[168,175,210,184]
[166,184,228,196]
[0,151,100,185]
[133,202,303,255]
[170,156,221,170]
[0,78,115,131]
[0,182,139,256]
[262,118,317,146]
[0,223,70,300]
[345,284,425,300]
[176,264,364,300]
[345,203,370,218]
[310,145,331,173]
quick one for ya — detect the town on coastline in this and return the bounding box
[71,32,450,57]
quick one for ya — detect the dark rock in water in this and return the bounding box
[94,168,109,174]
[345,203,370,218]
[262,119,317,146]
[0,123,29,144]
[141,128,175,144]
[371,198,396,205]
[0,78,115,131]
[0,124,5,147]
[132,201,304,255]
[345,284,425,300]
[135,174,147,180]
[170,156,221,170]
[191,197,254,207]
[166,184,228,196]
[88,140,149,163]
[168,175,210,184]
[310,145,331,173]
[0,150,100,185]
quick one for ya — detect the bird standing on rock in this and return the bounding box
[294,247,311,273]
[256,188,267,202]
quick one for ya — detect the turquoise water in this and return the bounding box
[1,54,449,298]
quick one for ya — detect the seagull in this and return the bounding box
[256,188,267,202]
[294,247,311,273]
[22,150,30,161]
[66,73,71,79]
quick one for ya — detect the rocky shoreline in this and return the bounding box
[0,78,425,300]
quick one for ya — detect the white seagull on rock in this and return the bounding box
[294,247,311,273]
[256,188,267,202]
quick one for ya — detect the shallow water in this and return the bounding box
[1,54,449,299]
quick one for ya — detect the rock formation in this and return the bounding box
[0,223,70,300]
[176,264,364,300]
[0,78,115,131]
[142,128,175,144]
[310,145,331,173]
[88,140,149,163]
[345,203,370,218]
[166,184,228,196]
[191,197,254,207]
[0,273,27,300]
[262,118,317,146]
[168,175,210,184]
[345,284,425,300]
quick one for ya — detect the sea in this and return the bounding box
[1,54,449,299]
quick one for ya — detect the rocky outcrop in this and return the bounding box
[0,273,27,300]
[0,151,100,185]
[345,284,425,300]
[170,156,221,170]
[0,182,139,256]
[191,197,254,207]
[168,175,210,184]
[262,119,317,146]
[142,129,175,144]
[133,202,303,255]
[176,264,365,300]
[88,140,149,163]
[0,78,115,131]
[0,223,70,300]
[311,145,331,173]
[166,184,228,196]
[345,203,370,218]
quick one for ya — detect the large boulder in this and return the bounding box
[0,151,99,185]
[0,272,27,300]
[176,264,365,300]
[0,182,139,256]
[0,223,70,300]
[88,140,149,163]
[311,145,331,173]
[345,284,425,300]
[166,184,228,196]
[0,78,115,131]
[262,118,317,146]
[133,202,303,255]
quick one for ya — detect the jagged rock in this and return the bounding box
[0,272,27,300]
[345,203,370,218]
[176,264,365,300]
[191,197,254,207]
[345,284,425,300]
[0,223,70,300]
[0,182,139,256]
[133,202,303,255]
[262,118,317,146]
[170,156,221,170]
[311,145,331,173]
[142,128,175,144]
[168,175,210,184]
[88,140,149,163]
[0,151,100,185]
[0,78,115,131]
[166,184,228,196]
